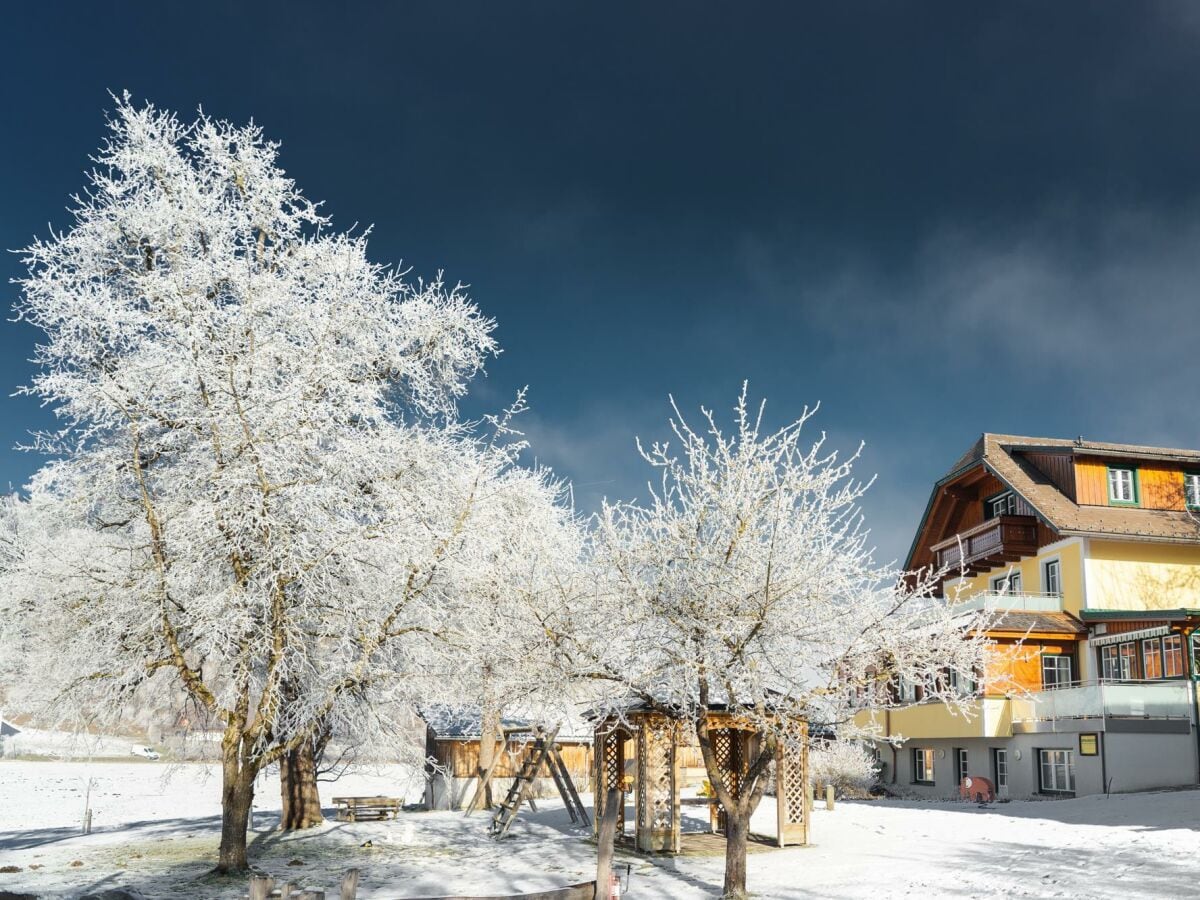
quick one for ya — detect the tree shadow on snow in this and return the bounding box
[845,789,1200,834]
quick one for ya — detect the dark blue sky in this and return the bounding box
[4,2,1200,563]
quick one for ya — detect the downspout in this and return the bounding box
[1099,730,1108,795]
[887,709,897,785]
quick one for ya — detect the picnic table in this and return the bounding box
[332,795,402,822]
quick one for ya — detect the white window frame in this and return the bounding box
[1185,472,1200,509]
[1038,749,1075,794]
[993,748,1008,790]
[1043,558,1061,596]
[1142,638,1163,679]
[1108,467,1136,504]
[1100,644,1132,681]
[954,748,968,785]
[913,748,935,784]
[1163,634,1185,678]
[991,571,1022,594]
[988,492,1016,518]
[1042,654,1073,689]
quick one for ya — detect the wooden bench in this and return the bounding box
[332,795,402,822]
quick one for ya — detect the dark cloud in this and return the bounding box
[4,2,1200,564]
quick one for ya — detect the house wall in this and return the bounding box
[877,729,1196,800]
[1076,457,1193,510]
[1083,540,1200,611]
[985,639,1079,694]
[945,539,1085,614]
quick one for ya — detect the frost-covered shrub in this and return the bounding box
[809,741,879,798]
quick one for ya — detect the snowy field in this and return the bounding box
[0,762,1196,899]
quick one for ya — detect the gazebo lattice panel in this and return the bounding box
[592,707,807,854]
[594,727,626,837]
[635,714,678,852]
[774,721,810,847]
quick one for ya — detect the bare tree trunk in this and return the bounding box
[279,738,324,830]
[216,740,257,873]
[722,808,751,900]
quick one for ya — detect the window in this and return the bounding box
[1107,467,1138,505]
[987,492,1016,519]
[1042,654,1073,688]
[946,668,975,696]
[913,748,935,784]
[898,677,918,702]
[1186,472,1200,509]
[1038,749,1076,794]
[1164,635,1184,678]
[991,571,1022,594]
[1143,638,1163,679]
[992,748,1008,791]
[1043,559,1061,596]
[954,748,968,785]
[1119,642,1138,679]
[1100,642,1136,681]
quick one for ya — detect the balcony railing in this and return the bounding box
[931,515,1039,574]
[948,591,1064,614]
[1011,679,1194,723]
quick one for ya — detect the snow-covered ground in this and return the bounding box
[0,761,1196,898]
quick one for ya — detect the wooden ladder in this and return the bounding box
[488,726,590,837]
[546,740,590,828]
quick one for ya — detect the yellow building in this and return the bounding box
[869,434,1200,799]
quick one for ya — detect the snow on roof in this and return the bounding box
[420,704,592,741]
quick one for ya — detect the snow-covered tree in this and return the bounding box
[0,97,517,872]
[555,388,993,899]
[433,458,586,803]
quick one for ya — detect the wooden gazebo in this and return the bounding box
[591,703,810,853]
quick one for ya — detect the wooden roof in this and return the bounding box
[976,610,1088,638]
[907,433,1200,571]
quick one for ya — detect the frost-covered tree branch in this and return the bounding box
[562,386,995,899]
[0,96,569,872]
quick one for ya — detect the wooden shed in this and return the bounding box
[423,706,594,810]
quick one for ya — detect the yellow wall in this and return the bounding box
[945,539,1085,614]
[1083,539,1200,611]
[853,699,1013,740]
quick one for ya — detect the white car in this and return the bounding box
[130,745,160,760]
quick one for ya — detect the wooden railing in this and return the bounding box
[931,515,1038,573]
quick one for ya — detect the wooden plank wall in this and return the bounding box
[986,639,1077,692]
[1075,458,1109,505]
[1140,464,1187,510]
[1024,452,1076,501]
[434,739,593,782]
[1076,456,1190,509]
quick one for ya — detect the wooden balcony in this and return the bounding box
[931,515,1039,575]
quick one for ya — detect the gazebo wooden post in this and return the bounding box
[594,723,626,840]
[774,718,810,847]
[634,712,678,852]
